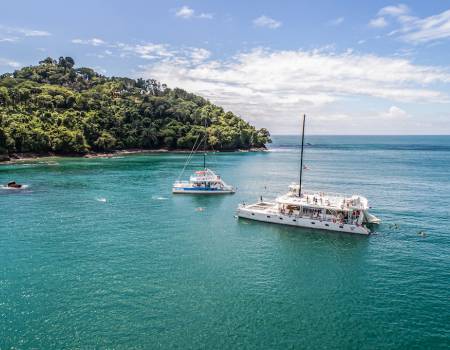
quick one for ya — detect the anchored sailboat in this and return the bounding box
[172,133,235,194]
[236,114,380,235]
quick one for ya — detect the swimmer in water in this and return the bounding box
[417,231,426,237]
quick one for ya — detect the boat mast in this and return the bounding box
[203,121,207,169]
[299,114,306,197]
[203,151,206,169]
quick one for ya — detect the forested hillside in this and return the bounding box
[0,57,270,158]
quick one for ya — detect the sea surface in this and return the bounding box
[1,135,449,349]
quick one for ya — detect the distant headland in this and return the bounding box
[0,57,271,162]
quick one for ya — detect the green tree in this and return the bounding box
[94,132,116,151]
[0,57,271,157]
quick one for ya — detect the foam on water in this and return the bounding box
[152,195,168,200]
[0,184,29,190]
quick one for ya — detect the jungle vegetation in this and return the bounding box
[0,57,270,157]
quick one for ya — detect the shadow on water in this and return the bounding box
[0,187,33,196]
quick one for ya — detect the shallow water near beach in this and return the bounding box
[1,135,449,349]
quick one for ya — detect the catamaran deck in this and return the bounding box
[278,186,369,211]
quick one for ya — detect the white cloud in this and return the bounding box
[329,17,344,26]
[72,38,106,46]
[0,58,21,68]
[369,17,388,28]
[73,40,180,61]
[137,47,450,131]
[175,6,194,19]
[399,9,450,43]
[188,48,211,63]
[370,5,410,29]
[118,42,174,59]
[253,15,282,29]
[87,53,105,59]
[357,39,366,45]
[372,6,450,44]
[0,26,50,42]
[0,37,18,43]
[18,29,51,37]
[198,13,214,19]
[378,4,410,16]
[71,39,176,60]
[381,106,410,119]
[175,6,213,20]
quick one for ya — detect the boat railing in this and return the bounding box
[280,211,361,226]
[174,180,190,185]
[190,179,222,184]
[289,184,355,198]
[302,189,356,199]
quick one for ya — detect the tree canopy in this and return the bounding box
[0,57,270,156]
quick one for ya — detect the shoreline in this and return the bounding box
[0,147,267,165]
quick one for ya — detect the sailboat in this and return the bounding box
[236,115,380,234]
[172,133,235,194]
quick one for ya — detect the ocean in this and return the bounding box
[1,135,449,349]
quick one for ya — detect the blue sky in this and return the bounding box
[1,0,450,134]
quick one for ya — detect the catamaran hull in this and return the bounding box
[237,206,370,235]
[172,188,235,194]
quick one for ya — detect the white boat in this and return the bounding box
[236,115,380,235]
[173,168,234,194]
[172,134,235,195]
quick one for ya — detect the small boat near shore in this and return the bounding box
[1,181,28,190]
[236,115,380,235]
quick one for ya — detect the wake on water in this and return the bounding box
[0,184,29,190]
[152,195,168,200]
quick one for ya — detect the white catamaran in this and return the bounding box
[236,115,380,235]
[172,134,235,194]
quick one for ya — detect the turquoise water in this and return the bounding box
[1,136,449,349]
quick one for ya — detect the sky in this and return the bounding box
[1,0,450,134]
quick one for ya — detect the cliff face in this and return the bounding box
[0,57,271,157]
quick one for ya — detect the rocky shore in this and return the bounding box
[0,147,267,164]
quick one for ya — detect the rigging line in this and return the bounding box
[179,133,201,179]
[184,133,200,167]
[177,133,201,181]
[191,134,203,161]
[299,114,306,197]
[210,141,219,168]
[190,133,206,171]
[185,134,201,165]
[178,133,206,181]
[203,118,208,169]
[195,133,206,168]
